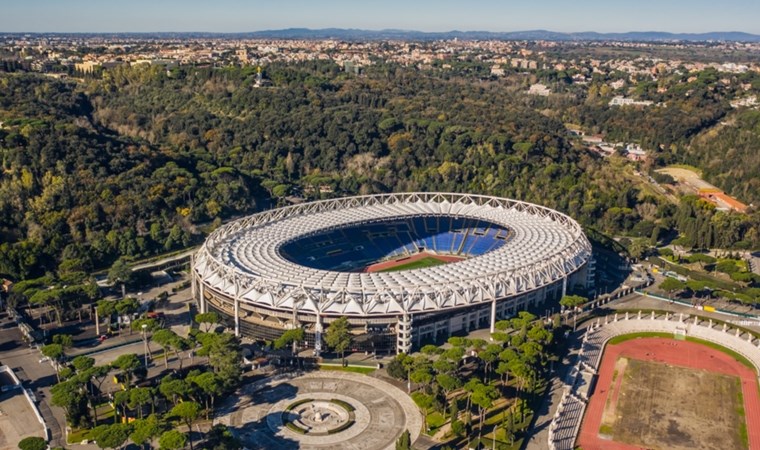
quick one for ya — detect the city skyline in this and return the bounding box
[2,0,760,34]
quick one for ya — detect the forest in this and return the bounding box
[0,61,758,280]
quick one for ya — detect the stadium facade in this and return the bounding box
[191,193,594,354]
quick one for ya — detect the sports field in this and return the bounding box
[365,252,465,273]
[578,337,760,450]
[600,357,744,450]
[378,256,446,272]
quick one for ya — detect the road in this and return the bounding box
[1,279,197,448]
[0,313,65,447]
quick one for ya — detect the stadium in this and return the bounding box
[191,192,594,354]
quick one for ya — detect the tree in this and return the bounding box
[436,373,463,398]
[158,430,187,450]
[91,423,130,450]
[189,371,224,419]
[660,278,686,297]
[194,332,241,389]
[395,429,411,450]
[116,298,140,335]
[387,354,409,380]
[52,333,74,349]
[479,344,501,382]
[206,424,242,450]
[471,383,499,438]
[112,353,141,389]
[324,316,353,365]
[152,328,180,368]
[128,387,154,419]
[194,311,220,333]
[18,437,47,450]
[72,355,95,373]
[108,258,132,298]
[51,379,89,426]
[159,377,189,406]
[41,343,65,381]
[560,295,586,331]
[130,414,163,449]
[170,401,202,450]
[411,392,434,429]
[273,328,305,355]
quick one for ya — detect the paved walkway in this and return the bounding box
[215,371,422,450]
[610,295,760,331]
[525,336,582,450]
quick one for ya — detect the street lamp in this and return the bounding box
[141,323,149,367]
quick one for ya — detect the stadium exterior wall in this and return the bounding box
[191,193,593,354]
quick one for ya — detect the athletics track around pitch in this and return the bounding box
[577,337,760,450]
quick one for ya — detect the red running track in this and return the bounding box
[363,251,464,272]
[577,337,760,450]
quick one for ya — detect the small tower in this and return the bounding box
[255,66,263,87]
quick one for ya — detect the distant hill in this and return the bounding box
[238,28,760,42]
[8,29,760,42]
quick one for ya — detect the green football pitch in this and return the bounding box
[377,256,447,272]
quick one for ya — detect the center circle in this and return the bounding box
[278,215,510,272]
[283,399,355,435]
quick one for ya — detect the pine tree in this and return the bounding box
[395,429,411,450]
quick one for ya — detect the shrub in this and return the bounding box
[285,422,307,434]
[330,399,355,412]
[285,398,313,411]
[327,419,355,434]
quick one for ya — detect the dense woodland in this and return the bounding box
[0,61,759,281]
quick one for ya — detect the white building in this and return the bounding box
[528,83,551,96]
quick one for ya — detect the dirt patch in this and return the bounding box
[600,357,628,431]
[658,167,717,191]
[610,359,742,450]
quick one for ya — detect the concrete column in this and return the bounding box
[561,276,568,298]
[191,255,197,307]
[314,312,323,356]
[234,298,240,337]
[490,298,497,334]
[396,314,412,354]
[199,283,206,314]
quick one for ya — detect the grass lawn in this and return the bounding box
[318,364,376,374]
[606,332,673,345]
[67,428,94,444]
[683,336,755,370]
[378,256,447,272]
[427,411,446,430]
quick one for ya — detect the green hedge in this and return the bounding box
[285,422,307,434]
[327,419,355,434]
[330,399,355,412]
[285,398,314,412]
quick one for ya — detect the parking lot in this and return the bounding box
[0,387,46,450]
[0,313,62,446]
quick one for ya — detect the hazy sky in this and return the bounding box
[2,0,759,34]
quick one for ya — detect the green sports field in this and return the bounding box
[377,256,447,272]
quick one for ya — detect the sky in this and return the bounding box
[1,0,759,34]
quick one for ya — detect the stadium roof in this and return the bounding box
[193,193,592,316]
